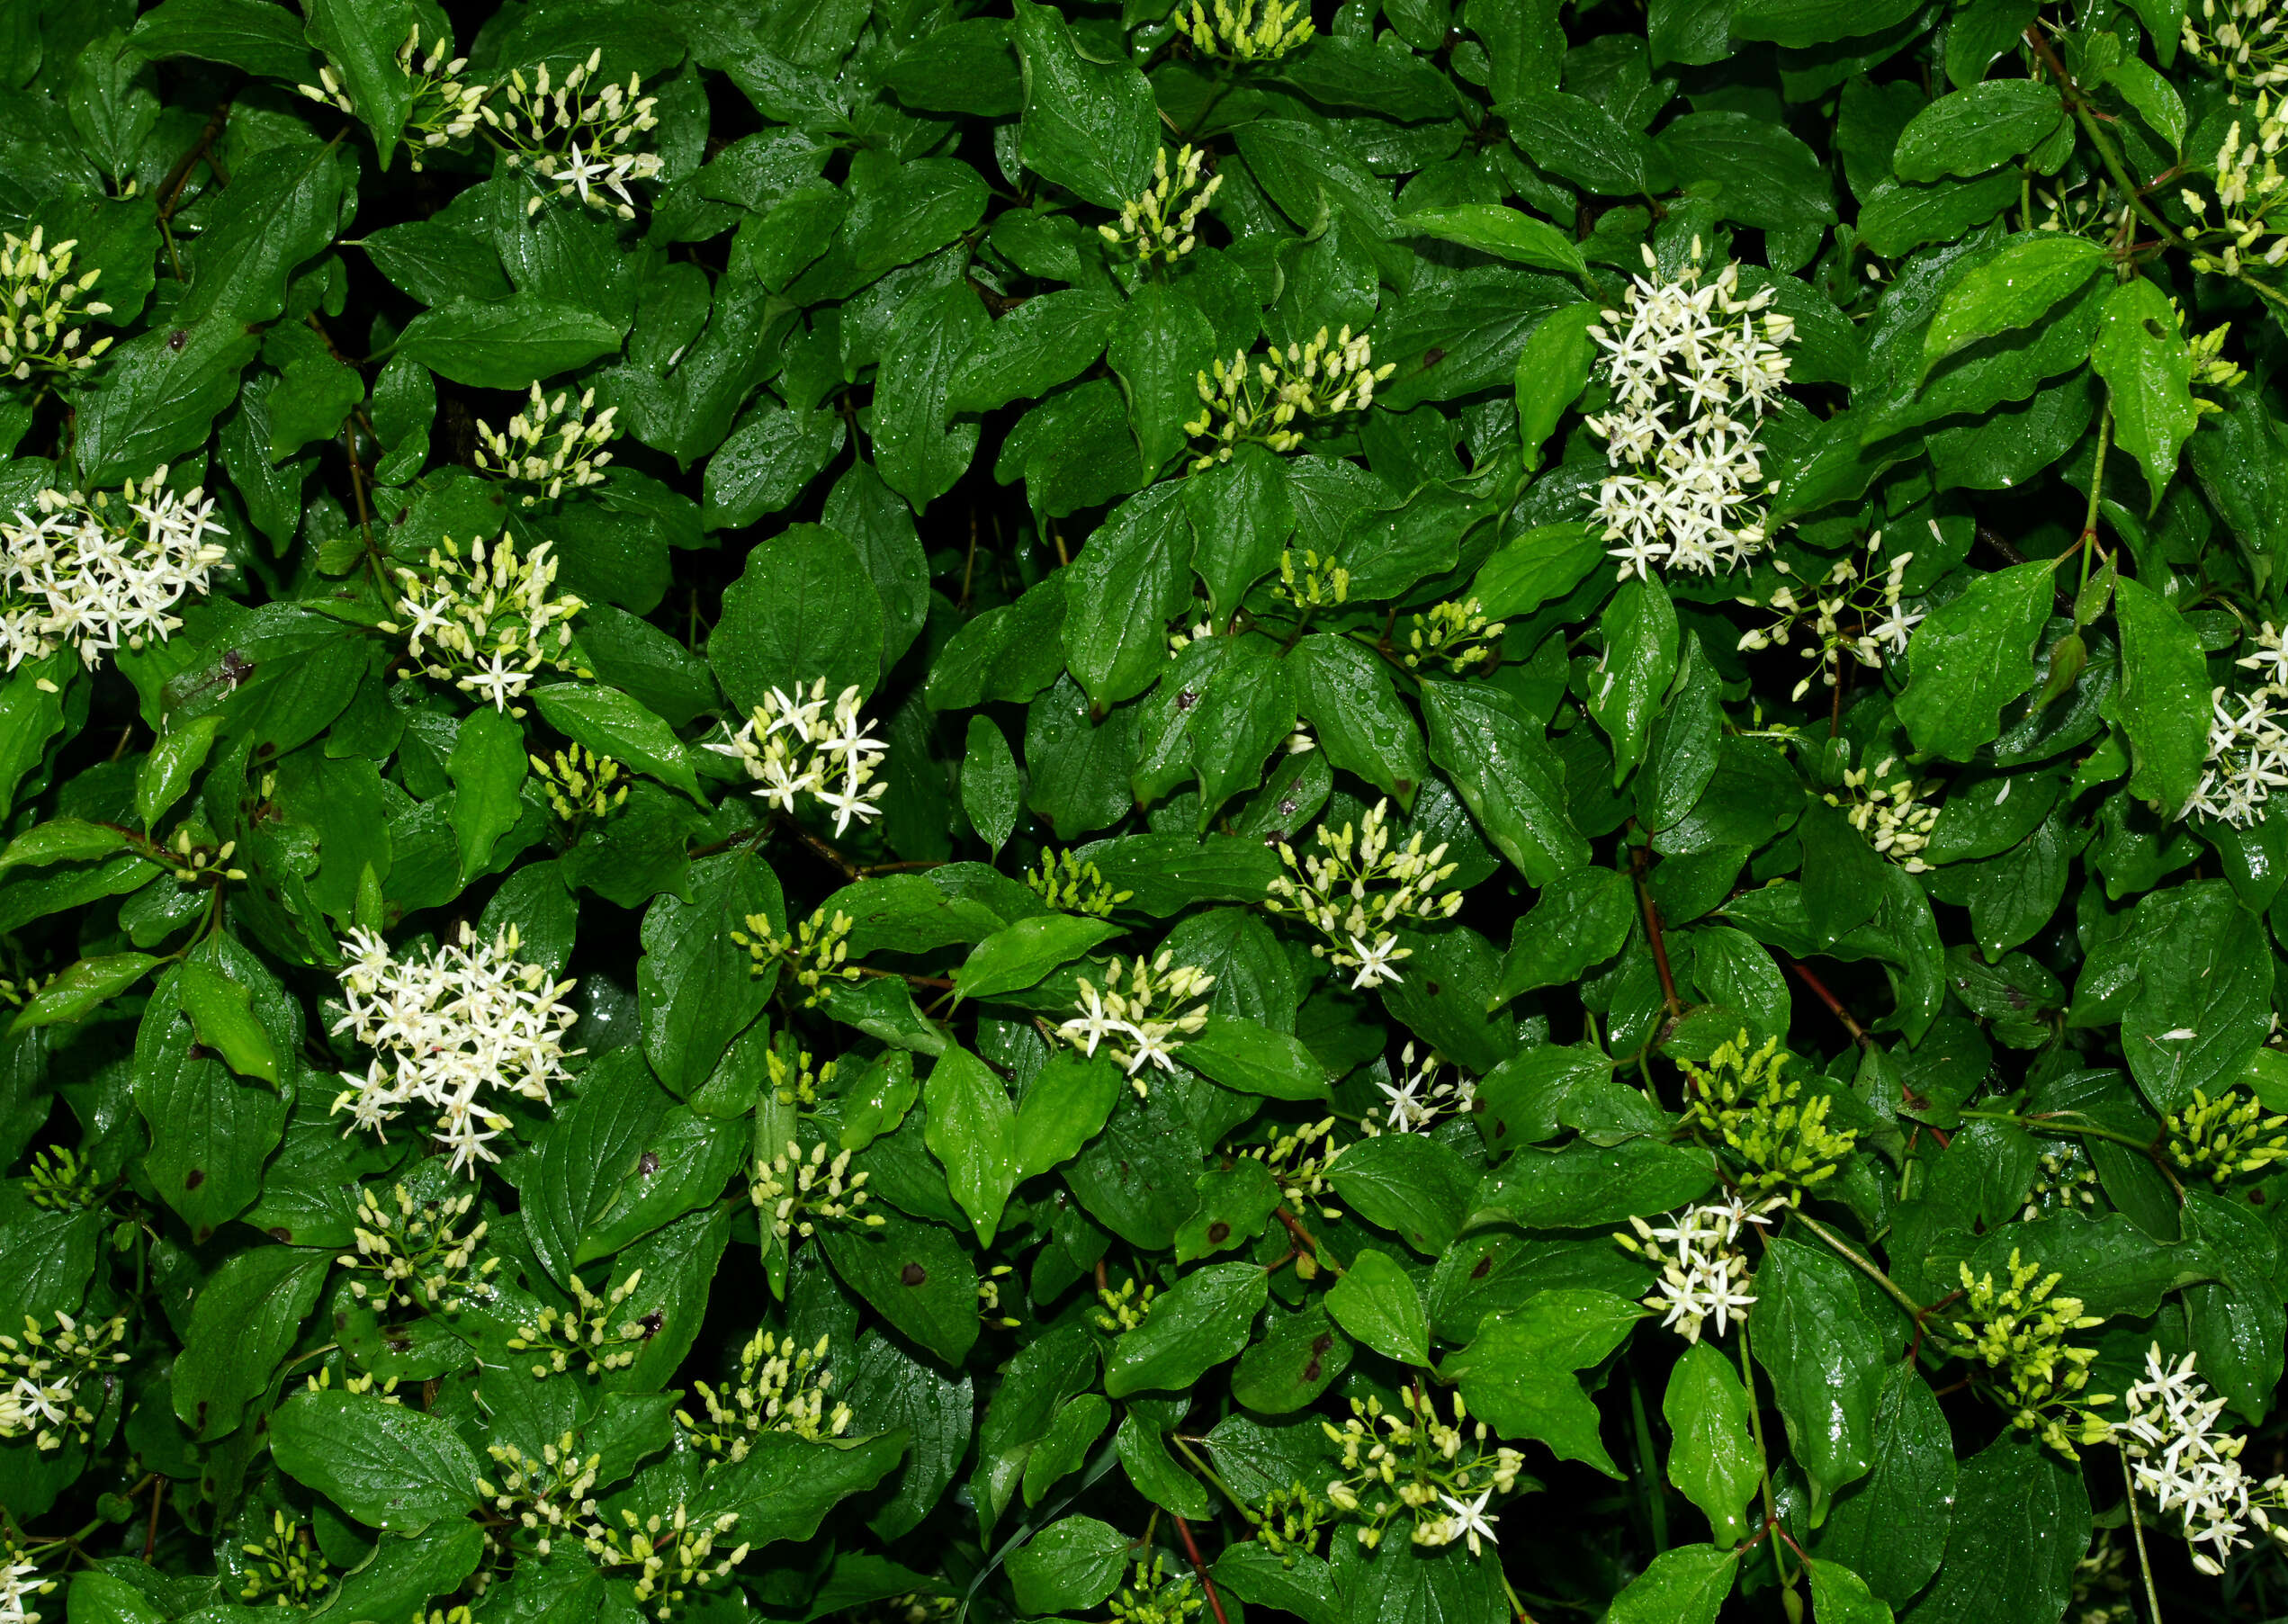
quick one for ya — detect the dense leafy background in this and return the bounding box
[7,0,2288,1620]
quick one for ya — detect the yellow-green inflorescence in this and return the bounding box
[1099,145,1223,265]
[1949,1248,2114,1458]
[531,743,629,822]
[1404,597,1506,674]
[238,1512,334,1605]
[1676,1031,1858,1198]
[1273,546,1349,610]
[1108,1555,1205,1624]
[2166,1085,2288,1185]
[1026,848,1132,916]
[733,907,860,1006]
[678,1330,851,1459]
[1170,0,1314,61]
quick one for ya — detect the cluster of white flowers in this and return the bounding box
[0,468,229,672]
[2119,1344,2288,1574]
[1056,951,1217,1090]
[489,53,665,219]
[1736,530,1923,701]
[2186,0,2288,94]
[330,923,580,1176]
[1185,327,1395,470]
[1320,1388,1521,1554]
[705,682,889,837]
[475,381,622,503]
[1587,246,1794,579]
[1100,144,1224,265]
[2181,104,2288,275]
[481,1433,601,1557]
[1371,1043,1474,1135]
[0,1556,50,1624]
[0,228,111,381]
[300,26,486,171]
[1822,756,1942,872]
[1617,1196,1778,1344]
[0,1311,129,1451]
[1266,799,1461,991]
[385,534,587,713]
[2186,621,2288,825]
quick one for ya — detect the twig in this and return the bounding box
[776,815,861,881]
[2122,1443,2166,1624]
[1171,1518,1233,1624]
[1791,1212,1949,1340]
[1782,957,1869,1047]
[144,1478,166,1561]
[1631,851,1681,1018]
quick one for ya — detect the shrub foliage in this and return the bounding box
[7,0,2288,1621]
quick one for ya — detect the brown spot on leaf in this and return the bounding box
[1420,347,1445,371]
[1470,1255,1493,1279]
[901,1261,929,1287]
[639,1310,663,1338]
[269,1227,292,1243]
[167,330,186,351]
[184,1168,205,1189]
[1208,1221,1231,1244]
[639,1150,659,1177]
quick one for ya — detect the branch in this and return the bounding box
[1171,1518,1233,1624]
[1782,957,1869,1048]
[1631,851,1682,1018]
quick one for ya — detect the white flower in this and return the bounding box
[1584,245,1793,580]
[1050,953,1216,1095]
[1373,1043,1472,1135]
[0,468,229,672]
[707,681,888,835]
[329,922,581,1175]
[1348,931,1406,991]
[2187,630,2288,827]
[1619,1197,1779,1343]
[0,1556,50,1624]
[1439,1487,1500,1556]
[2118,1343,2288,1573]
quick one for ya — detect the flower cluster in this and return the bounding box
[579,1502,749,1619]
[1185,327,1394,470]
[1272,546,1349,610]
[2120,1344,2288,1574]
[1246,1482,1337,1561]
[1054,952,1217,1090]
[2166,1085,2288,1184]
[532,742,629,822]
[2021,1145,2101,1222]
[0,1311,129,1450]
[0,468,230,672]
[1267,799,1463,991]
[1107,1557,1204,1624]
[2183,102,2288,276]
[1234,1117,1345,1226]
[1099,145,1224,265]
[1948,1249,2113,1458]
[1587,247,1793,579]
[979,1262,1020,1330]
[475,382,622,503]
[0,228,110,381]
[507,1267,647,1378]
[1736,532,1923,701]
[238,1512,333,1605]
[705,682,889,837]
[1371,1044,1473,1135]
[1677,1032,1859,1198]
[385,534,587,713]
[2185,621,2288,825]
[2185,0,2288,94]
[160,825,247,886]
[679,1331,851,1459]
[1170,0,1314,61]
[1821,756,1942,872]
[0,1556,50,1624]
[1402,598,1506,674]
[300,26,486,172]
[482,1433,600,1555]
[1094,1277,1158,1332]
[766,1045,834,1108]
[1026,848,1133,916]
[22,1146,103,1212]
[752,1139,878,1242]
[1616,1196,1776,1344]
[337,1184,498,1312]
[486,54,665,219]
[1319,1386,1522,1554]
[330,923,581,1177]
[732,907,860,1006]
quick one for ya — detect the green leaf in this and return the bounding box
[948,289,1122,415]
[1180,1016,1331,1101]
[1062,487,1194,711]
[691,1431,912,1548]
[1470,522,1607,621]
[962,716,1024,857]
[2111,576,2210,817]
[1892,83,2068,182]
[532,682,701,803]
[394,295,622,389]
[1418,679,1589,887]
[1401,205,1584,276]
[1602,1544,1740,1624]
[703,397,848,530]
[447,705,526,882]
[1514,305,1600,470]
[1501,88,1666,196]
[875,282,991,514]
[136,715,222,831]
[171,1244,327,1440]
[1329,1132,1475,1254]
[1109,281,1218,477]
[1810,1363,1954,1606]
[1662,1342,1761,1546]
[1894,560,2057,761]
[921,1045,1021,1246]
[1176,1159,1284,1263]
[638,850,780,1099]
[821,1210,981,1366]
[711,525,885,710]
[1807,1561,1896,1624]
[1493,868,1634,1004]
[306,0,415,169]
[1185,444,1296,623]
[2092,277,2199,509]
[1010,1,1156,210]
[1753,1233,1897,1518]
[1286,634,1428,805]
[1443,1288,1650,1475]
[1324,1248,1431,1366]
[1014,1051,1123,1175]
[131,0,322,77]
[1470,1137,1716,1227]
[956,915,1122,1003]
[1103,1261,1269,1397]
[2068,881,2275,1114]
[1920,238,2105,377]
[0,819,131,873]
[175,961,280,1089]
[9,953,157,1035]
[271,1392,482,1531]
[1008,1516,1131,1615]
[1892,1435,2087,1624]
[1586,577,1678,781]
